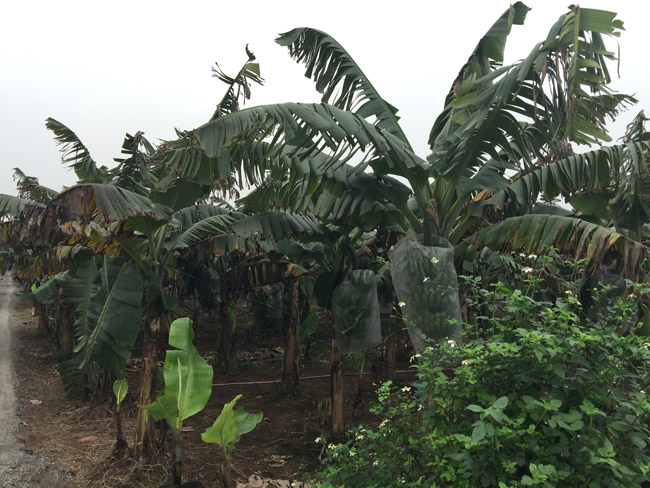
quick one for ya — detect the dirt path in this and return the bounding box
[0,275,71,487]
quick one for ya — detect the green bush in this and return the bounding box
[315,276,650,487]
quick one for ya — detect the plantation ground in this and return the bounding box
[0,276,71,487]
[5,279,414,487]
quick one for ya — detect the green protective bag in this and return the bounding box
[254,283,284,333]
[332,269,382,353]
[390,235,462,352]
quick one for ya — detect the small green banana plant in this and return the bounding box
[112,377,128,458]
[139,318,213,488]
[201,395,263,487]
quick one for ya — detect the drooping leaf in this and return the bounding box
[172,205,241,233]
[231,211,331,242]
[49,184,171,225]
[150,180,206,212]
[0,194,45,218]
[468,141,650,238]
[170,210,244,251]
[79,256,144,376]
[196,103,428,174]
[429,3,631,236]
[464,214,647,280]
[24,271,70,303]
[12,168,58,203]
[276,27,412,149]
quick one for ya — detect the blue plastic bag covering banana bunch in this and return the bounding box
[332,269,382,353]
[390,234,462,352]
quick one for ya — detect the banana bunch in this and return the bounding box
[255,283,284,333]
[404,253,457,339]
[332,270,376,349]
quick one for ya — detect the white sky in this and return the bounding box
[1,0,648,197]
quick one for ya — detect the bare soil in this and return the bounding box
[10,295,414,487]
[0,276,72,488]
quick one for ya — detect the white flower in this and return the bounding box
[461,359,469,365]
[398,301,406,308]
[519,253,527,258]
[425,346,434,352]
[409,353,422,362]
[629,293,636,299]
[379,419,389,428]
[355,433,364,440]
[522,266,533,273]
[315,437,322,443]
[401,386,411,393]
[565,290,573,296]
[327,443,336,450]
[431,256,440,264]
[373,460,379,466]
[447,339,456,348]
[423,276,430,283]
[418,404,424,411]
[644,342,650,349]
[349,450,356,457]
[529,254,537,259]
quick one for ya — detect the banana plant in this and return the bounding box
[139,317,213,488]
[5,48,284,457]
[201,394,263,487]
[182,7,650,437]
[192,4,648,282]
[112,378,129,458]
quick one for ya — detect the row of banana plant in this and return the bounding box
[0,48,329,455]
[1,2,650,465]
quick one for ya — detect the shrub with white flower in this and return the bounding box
[314,273,650,488]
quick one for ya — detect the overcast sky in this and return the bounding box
[2,0,648,197]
